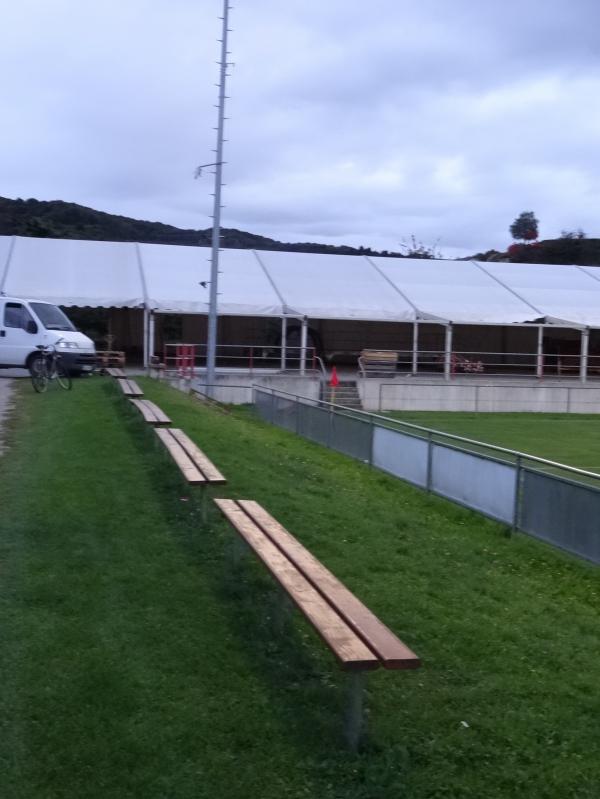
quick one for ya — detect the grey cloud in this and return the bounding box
[1,0,599,258]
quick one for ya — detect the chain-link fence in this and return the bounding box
[254,386,600,565]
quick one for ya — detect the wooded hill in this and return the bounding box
[2,196,599,265]
[0,196,400,258]
[472,236,600,266]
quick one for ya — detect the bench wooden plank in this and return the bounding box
[98,351,126,368]
[116,378,144,398]
[154,428,205,484]
[238,500,420,670]
[170,429,226,484]
[129,399,171,426]
[214,499,380,672]
[358,350,399,377]
[107,367,126,378]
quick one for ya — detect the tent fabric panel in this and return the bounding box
[2,234,600,327]
[0,236,15,292]
[579,265,600,286]
[374,258,537,324]
[2,236,143,308]
[140,244,284,316]
[256,250,415,321]
[483,262,600,326]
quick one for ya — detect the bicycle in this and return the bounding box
[29,341,73,393]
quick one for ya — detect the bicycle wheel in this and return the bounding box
[30,355,49,393]
[55,359,73,390]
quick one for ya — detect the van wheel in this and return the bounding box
[26,352,43,376]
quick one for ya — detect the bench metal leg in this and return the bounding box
[231,533,249,567]
[344,672,367,752]
[273,587,293,634]
[200,486,209,525]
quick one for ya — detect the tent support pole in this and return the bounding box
[412,321,419,375]
[149,312,156,366]
[444,323,453,381]
[580,327,589,383]
[300,317,308,376]
[143,306,149,368]
[536,325,544,379]
[281,317,287,371]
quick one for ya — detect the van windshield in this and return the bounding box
[30,303,76,332]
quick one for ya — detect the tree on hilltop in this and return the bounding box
[510,211,539,243]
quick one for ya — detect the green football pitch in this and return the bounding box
[2,382,600,798]
[386,411,600,473]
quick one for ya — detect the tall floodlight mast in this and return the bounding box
[204,0,232,395]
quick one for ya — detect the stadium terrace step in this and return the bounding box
[321,381,363,410]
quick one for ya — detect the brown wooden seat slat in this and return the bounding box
[358,350,399,377]
[107,367,127,378]
[97,350,126,368]
[214,499,380,672]
[154,428,226,488]
[116,378,144,398]
[129,399,171,426]
[238,500,420,670]
[170,429,226,484]
[154,428,206,484]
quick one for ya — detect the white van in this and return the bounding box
[0,296,97,375]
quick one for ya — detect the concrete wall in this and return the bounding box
[160,372,321,405]
[358,377,600,413]
[157,367,600,412]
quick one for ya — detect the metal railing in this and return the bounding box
[253,386,600,565]
[326,347,600,381]
[361,349,599,379]
[154,343,600,382]
[160,342,326,377]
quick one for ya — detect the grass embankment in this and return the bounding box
[387,411,600,471]
[1,377,599,798]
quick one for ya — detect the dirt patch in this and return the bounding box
[0,378,16,456]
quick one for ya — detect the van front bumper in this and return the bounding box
[60,351,97,373]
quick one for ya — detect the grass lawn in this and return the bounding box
[386,411,600,472]
[1,376,599,798]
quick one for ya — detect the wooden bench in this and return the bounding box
[214,498,420,748]
[358,349,399,377]
[155,428,226,521]
[129,399,171,426]
[116,378,144,398]
[106,367,127,378]
[154,428,226,485]
[97,350,126,368]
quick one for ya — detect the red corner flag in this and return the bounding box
[329,366,340,387]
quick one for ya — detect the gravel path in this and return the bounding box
[0,374,19,456]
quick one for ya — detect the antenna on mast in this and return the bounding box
[201,0,232,396]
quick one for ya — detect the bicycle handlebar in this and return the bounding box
[35,337,65,353]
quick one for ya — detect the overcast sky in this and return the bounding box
[2,0,599,257]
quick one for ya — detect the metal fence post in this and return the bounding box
[426,431,433,491]
[511,455,522,535]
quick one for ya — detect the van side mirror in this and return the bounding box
[26,320,38,335]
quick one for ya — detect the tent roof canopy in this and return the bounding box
[1,235,599,327]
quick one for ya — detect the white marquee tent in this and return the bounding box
[2,234,600,328]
